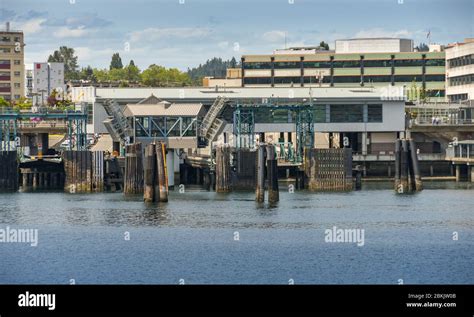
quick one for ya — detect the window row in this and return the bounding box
[243,58,446,69]
[244,75,445,85]
[448,54,474,68]
[449,74,474,86]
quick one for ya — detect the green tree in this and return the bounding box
[124,61,141,82]
[48,46,79,80]
[142,64,191,87]
[187,57,238,84]
[415,43,429,52]
[80,66,96,82]
[110,53,123,70]
[93,68,110,82]
[108,68,126,81]
[319,41,330,50]
[0,96,9,108]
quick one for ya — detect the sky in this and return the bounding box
[1,0,473,71]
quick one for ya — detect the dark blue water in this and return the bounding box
[1,182,473,284]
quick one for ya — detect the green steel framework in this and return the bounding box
[0,108,88,151]
[232,100,314,162]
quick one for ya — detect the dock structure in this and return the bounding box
[155,142,169,202]
[124,143,144,195]
[63,150,93,193]
[305,148,353,191]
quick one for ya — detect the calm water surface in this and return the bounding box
[1,182,473,284]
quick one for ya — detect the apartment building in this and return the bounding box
[446,38,474,102]
[0,22,25,101]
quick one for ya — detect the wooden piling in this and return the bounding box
[400,140,409,193]
[394,140,401,190]
[63,150,93,193]
[215,145,231,192]
[266,144,279,203]
[124,143,144,195]
[156,142,168,202]
[255,144,265,202]
[144,143,156,202]
[409,139,423,191]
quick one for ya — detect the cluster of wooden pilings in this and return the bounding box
[63,150,105,193]
[304,148,353,191]
[0,151,18,191]
[394,139,422,193]
[123,143,144,195]
[255,144,279,203]
[143,142,169,202]
[20,168,64,190]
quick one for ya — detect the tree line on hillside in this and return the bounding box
[47,46,240,87]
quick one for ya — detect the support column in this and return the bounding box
[362,132,368,155]
[455,165,461,182]
[471,166,474,183]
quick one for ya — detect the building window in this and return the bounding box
[394,75,422,82]
[394,59,424,67]
[303,61,331,68]
[330,104,364,123]
[273,62,300,69]
[14,83,21,88]
[424,75,445,82]
[243,77,272,85]
[364,75,391,83]
[14,60,21,65]
[1,36,10,42]
[367,104,383,122]
[58,70,62,75]
[14,95,20,99]
[425,59,445,66]
[37,79,40,84]
[243,62,272,69]
[363,60,391,67]
[332,60,361,68]
[303,76,331,84]
[0,83,11,87]
[332,76,361,83]
[313,105,326,123]
[273,77,301,84]
[0,48,11,53]
[14,71,20,76]
[14,37,20,42]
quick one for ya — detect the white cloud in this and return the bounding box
[14,18,46,34]
[262,30,287,43]
[54,26,90,38]
[354,28,413,39]
[128,27,212,43]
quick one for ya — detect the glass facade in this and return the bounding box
[243,62,272,69]
[332,60,361,68]
[303,61,331,68]
[274,62,300,69]
[367,104,383,122]
[273,76,301,84]
[330,104,364,123]
[363,60,391,67]
[393,59,424,67]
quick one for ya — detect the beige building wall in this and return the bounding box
[0,26,25,101]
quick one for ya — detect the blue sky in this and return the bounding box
[1,0,473,71]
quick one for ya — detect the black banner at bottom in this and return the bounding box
[0,285,472,315]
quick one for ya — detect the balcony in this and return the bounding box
[0,64,11,69]
[0,87,11,93]
[0,76,10,81]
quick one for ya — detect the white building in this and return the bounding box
[446,39,474,102]
[335,38,413,54]
[32,62,65,105]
